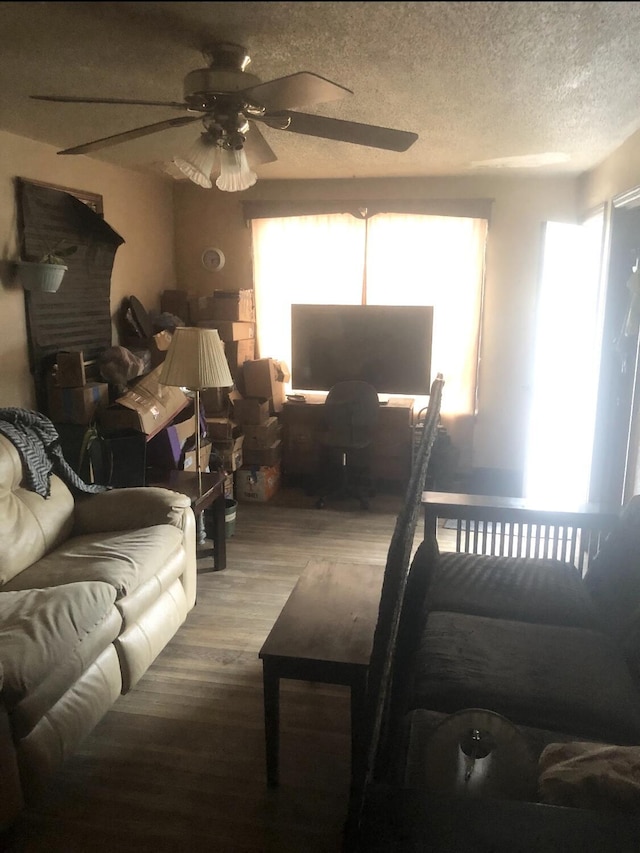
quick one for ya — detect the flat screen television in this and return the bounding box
[290,304,433,396]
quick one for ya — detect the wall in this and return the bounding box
[579,128,640,211]
[0,130,176,409]
[173,174,579,481]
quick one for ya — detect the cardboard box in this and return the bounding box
[242,439,282,467]
[242,358,290,413]
[146,411,198,469]
[200,387,230,415]
[236,463,281,503]
[241,416,281,450]
[190,289,255,322]
[232,396,270,425]
[98,365,189,438]
[182,439,212,473]
[196,321,255,342]
[224,339,256,371]
[55,350,87,388]
[48,381,109,425]
[205,416,239,441]
[212,434,244,473]
[212,289,255,321]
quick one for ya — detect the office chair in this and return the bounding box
[315,380,380,510]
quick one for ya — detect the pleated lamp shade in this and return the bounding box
[159,327,233,390]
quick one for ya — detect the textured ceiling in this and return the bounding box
[3,1,640,182]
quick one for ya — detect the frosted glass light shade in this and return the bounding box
[159,327,233,390]
[216,147,257,192]
[172,135,217,188]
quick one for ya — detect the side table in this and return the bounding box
[149,469,227,572]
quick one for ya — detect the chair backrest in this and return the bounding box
[345,373,445,846]
[323,380,380,448]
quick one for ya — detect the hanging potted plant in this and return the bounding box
[17,240,78,293]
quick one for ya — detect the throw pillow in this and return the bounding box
[539,741,640,813]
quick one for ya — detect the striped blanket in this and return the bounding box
[0,407,107,498]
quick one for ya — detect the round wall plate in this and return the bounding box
[202,247,225,272]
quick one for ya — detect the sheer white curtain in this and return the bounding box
[250,211,487,417]
[366,214,487,415]
[251,214,365,373]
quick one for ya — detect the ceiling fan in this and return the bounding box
[31,42,419,191]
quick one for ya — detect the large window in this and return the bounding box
[250,211,488,416]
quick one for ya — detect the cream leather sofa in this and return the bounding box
[0,433,197,830]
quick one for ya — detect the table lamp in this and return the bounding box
[159,327,233,494]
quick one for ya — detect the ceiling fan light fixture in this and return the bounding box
[215,147,257,192]
[172,133,218,188]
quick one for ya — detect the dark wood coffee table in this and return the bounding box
[150,469,227,572]
[258,559,385,788]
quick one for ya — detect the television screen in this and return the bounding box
[291,304,433,396]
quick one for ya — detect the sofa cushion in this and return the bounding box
[0,583,120,718]
[3,525,184,600]
[426,552,599,628]
[410,610,640,744]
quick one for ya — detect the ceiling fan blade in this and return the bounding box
[31,95,189,109]
[258,111,419,152]
[242,72,352,112]
[57,115,202,155]
[245,122,278,166]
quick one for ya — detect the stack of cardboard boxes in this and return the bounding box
[188,288,256,386]
[48,350,110,426]
[98,364,188,440]
[200,357,289,503]
[47,341,197,488]
[233,358,289,503]
[175,286,256,501]
[204,413,243,501]
[95,363,193,487]
[159,288,290,503]
[145,402,212,476]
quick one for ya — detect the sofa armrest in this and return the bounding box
[72,487,192,536]
[422,491,620,574]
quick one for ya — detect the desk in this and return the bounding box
[258,559,384,787]
[150,469,226,572]
[280,395,415,487]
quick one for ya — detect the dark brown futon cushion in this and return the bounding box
[426,552,599,628]
[410,610,640,745]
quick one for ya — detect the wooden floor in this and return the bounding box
[4,485,434,853]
